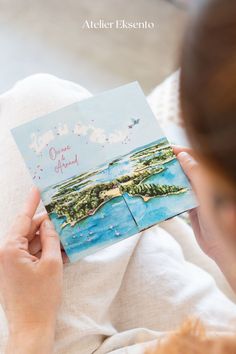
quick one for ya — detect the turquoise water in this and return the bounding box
[42,139,196,262]
[122,159,195,230]
[50,196,139,261]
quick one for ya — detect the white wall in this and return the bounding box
[0,0,187,94]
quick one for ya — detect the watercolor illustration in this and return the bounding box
[11,82,196,262]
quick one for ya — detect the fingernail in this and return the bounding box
[178,151,190,161]
[43,220,55,229]
[30,185,40,197]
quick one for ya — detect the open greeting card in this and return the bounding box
[11,82,196,262]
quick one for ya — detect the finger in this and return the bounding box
[39,219,62,264]
[22,186,41,219]
[29,232,64,255]
[172,145,193,156]
[35,250,68,264]
[9,186,41,237]
[29,233,41,255]
[28,212,48,242]
[19,251,39,263]
[189,208,201,239]
[177,151,200,192]
[189,208,206,252]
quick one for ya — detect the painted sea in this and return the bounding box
[42,137,196,262]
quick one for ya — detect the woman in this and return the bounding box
[150,0,236,352]
[0,0,236,353]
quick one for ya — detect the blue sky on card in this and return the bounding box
[11,82,165,190]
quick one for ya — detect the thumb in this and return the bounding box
[39,219,62,263]
[177,151,200,194]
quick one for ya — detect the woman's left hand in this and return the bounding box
[0,187,63,354]
[173,146,236,293]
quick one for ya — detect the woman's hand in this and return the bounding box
[0,187,63,354]
[174,146,236,292]
[173,146,221,258]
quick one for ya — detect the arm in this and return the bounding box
[6,326,55,354]
[0,187,63,354]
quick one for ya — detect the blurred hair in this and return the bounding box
[147,319,236,354]
[180,0,236,187]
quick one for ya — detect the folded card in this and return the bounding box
[11,82,196,262]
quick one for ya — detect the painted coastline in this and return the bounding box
[45,138,188,228]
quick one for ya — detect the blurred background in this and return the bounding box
[0,0,189,95]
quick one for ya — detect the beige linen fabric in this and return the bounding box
[0,74,236,354]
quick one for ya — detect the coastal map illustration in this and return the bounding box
[11,82,196,261]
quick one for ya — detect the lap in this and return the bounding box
[1,74,236,354]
